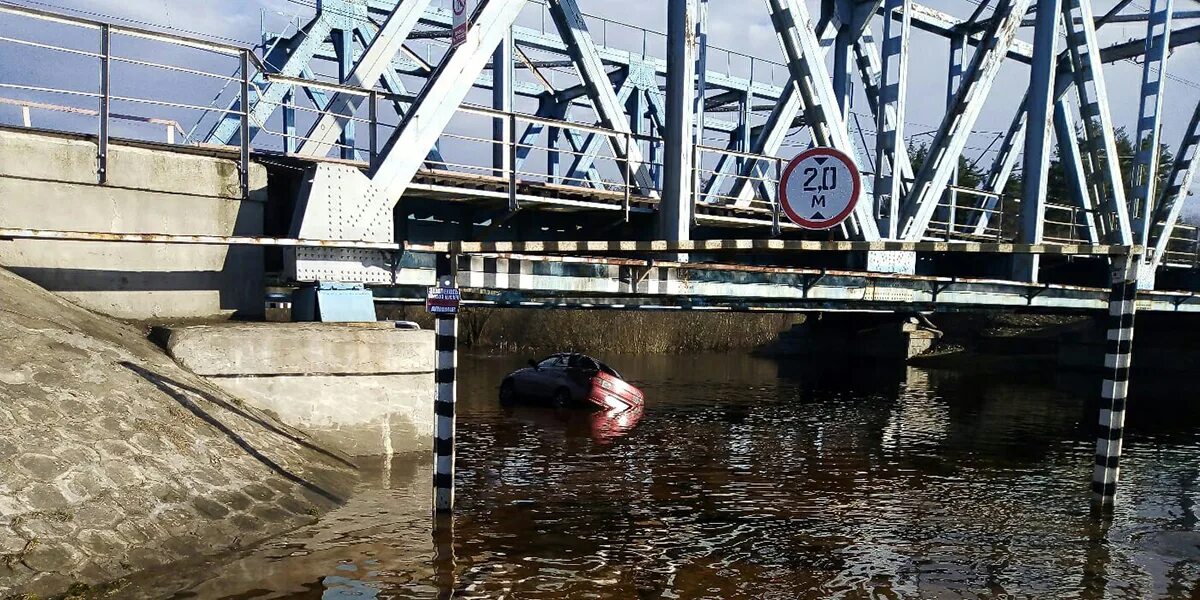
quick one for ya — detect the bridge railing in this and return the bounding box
[1162,223,1200,269]
[926,187,1006,242]
[692,144,785,226]
[423,102,662,214]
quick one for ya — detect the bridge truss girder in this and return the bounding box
[198,0,1200,285]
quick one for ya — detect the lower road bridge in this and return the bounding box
[2,0,1200,514]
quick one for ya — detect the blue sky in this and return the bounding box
[1,0,1197,219]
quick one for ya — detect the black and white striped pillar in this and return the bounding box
[433,252,458,514]
[1092,254,1139,509]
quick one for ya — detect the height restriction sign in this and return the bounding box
[779,147,862,230]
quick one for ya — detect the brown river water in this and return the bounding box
[122,353,1200,599]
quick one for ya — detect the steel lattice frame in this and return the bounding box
[191,0,1200,285]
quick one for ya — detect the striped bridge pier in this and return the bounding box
[1092,253,1141,510]
[433,251,459,516]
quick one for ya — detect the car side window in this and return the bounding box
[538,356,564,369]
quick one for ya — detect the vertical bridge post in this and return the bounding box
[433,251,459,514]
[1092,252,1140,510]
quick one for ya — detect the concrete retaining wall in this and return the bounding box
[0,127,266,320]
[160,323,436,457]
[0,268,356,597]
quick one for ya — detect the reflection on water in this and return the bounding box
[122,354,1200,599]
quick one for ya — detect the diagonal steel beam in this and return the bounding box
[723,8,854,210]
[1054,98,1101,243]
[563,78,637,187]
[563,65,657,188]
[971,3,1129,239]
[208,16,334,144]
[898,0,1032,241]
[1130,0,1174,248]
[1062,0,1131,245]
[874,0,912,239]
[295,0,433,158]
[767,0,880,240]
[970,97,1025,237]
[546,0,656,195]
[1150,98,1200,268]
[371,0,529,200]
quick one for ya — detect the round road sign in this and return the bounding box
[779,147,861,230]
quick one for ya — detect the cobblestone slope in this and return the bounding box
[0,268,357,597]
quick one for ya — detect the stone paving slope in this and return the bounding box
[0,268,358,598]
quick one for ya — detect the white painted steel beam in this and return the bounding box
[370,0,529,200]
[1062,0,1132,245]
[1130,0,1174,247]
[546,0,656,195]
[767,0,880,240]
[1151,98,1200,268]
[899,0,1033,241]
[874,0,912,239]
[295,0,432,158]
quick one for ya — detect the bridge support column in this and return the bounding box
[433,253,458,514]
[1013,0,1062,282]
[661,0,696,244]
[1092,254,1139,510]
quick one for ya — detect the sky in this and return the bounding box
[1,0,1197,220]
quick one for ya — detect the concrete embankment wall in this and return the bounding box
[159,323,436,457]
[0,268,356,597]
[0,126,266,320]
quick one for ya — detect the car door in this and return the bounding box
[565,354,598,399]
[529,355,566,399]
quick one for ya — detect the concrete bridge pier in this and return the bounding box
[1092,254,1140,510]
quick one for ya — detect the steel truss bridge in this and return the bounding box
[6,0,1200,512]
[2,0,1200,308]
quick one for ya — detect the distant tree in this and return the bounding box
[904,128,1177,241]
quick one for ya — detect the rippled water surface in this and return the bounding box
[128,354,1200,599]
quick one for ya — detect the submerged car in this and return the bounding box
[499,353,644,412]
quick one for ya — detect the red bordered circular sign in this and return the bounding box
[779,147,862,230]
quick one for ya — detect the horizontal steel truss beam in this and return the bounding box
[1023,10,1200,26]
[12,228,1200,311]
[0,228,1137,256]
[1099,23,1200,63]
[450,253,1141,312]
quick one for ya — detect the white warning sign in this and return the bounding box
[452,0,475,48]
[779,147,862,230]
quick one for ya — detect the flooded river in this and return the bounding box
[126,354,1200,599]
